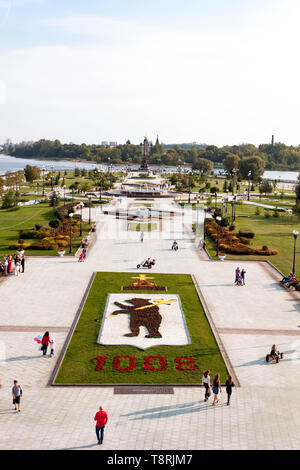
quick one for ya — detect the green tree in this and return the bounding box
[1,189,18,209]
[238,156,265,181]
[223,154,240,175]
[24,165,41,183]
[259,180,273,196]
[193,158,214,175]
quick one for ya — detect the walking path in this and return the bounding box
[0,197,300,449]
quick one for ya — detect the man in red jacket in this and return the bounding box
[94,406,108,445]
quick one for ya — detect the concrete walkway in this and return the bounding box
[0,197,300,450]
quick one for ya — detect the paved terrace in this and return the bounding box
[0,197,300,450]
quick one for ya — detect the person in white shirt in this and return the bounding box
[202,370,211,402]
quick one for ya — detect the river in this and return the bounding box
[0,154,299,182]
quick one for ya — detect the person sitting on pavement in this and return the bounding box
[172,241,178,251]
[286,275,298,289]
[270,344,280,361]
[280,273,293,284]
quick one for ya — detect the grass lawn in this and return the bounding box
[54,273,228,385]
[129,222,157,232]
[0,203,91,256]
[205,203,300,278]
[134,203,153,207]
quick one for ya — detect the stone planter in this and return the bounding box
[58,250,65,257]
[218,255,226,261]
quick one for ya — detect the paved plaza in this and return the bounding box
[0,197,300,450]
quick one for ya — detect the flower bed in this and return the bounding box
[205,219,278,256]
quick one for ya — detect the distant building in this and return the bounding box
[101,141,109,146]
[109,141,118,147]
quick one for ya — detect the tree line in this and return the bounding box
[2,139,300,170]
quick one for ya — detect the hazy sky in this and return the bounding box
[0,0,300,146]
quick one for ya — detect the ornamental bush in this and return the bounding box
[238,229,255,239]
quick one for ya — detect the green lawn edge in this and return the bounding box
[54,272,228,385]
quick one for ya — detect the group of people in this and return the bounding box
[40,331,55,358]
[235,267,246,286]
[78,248,87,262]
[202,371,235,406]
[280,273,298,289]
[0,254,25,277]
[138,258,156,268]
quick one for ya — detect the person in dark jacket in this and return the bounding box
[225,376,235,406]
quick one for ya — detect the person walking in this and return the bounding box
[212,374,222,405]
[225,376,235,406]
[41,331,51,356]
[140,232,144,243]
[21,256,25,273]
[202,370,211,402]
[241,269,246,286]
[49,339,55,358]
[94,406,108,445]
[235,267,240,284]
[12,380,23,412]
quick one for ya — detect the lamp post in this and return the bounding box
[231,168,237,196]
[69,213,74,254]
[214,192,217,209]
[79,202,84,237]
[52,191,56,218]
[216,216,222,256]
[88,195,92,225]
[292,230,299,275]
[98,169,102,202]
[204,207,207,241]
[63,185,66,205]
[51,166,54,191]
[248,170,252,201]
[231,201,235,225]
[42,167,45,196]
[188,171,193,204]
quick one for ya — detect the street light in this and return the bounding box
[42,167,45,196]
[69,213,74,254]
[88,195,92,225]
[52,190,57,218]
[188,171,193,204]
[51,166,54,191]
[216,216,222,256]
[203,207,207,241]
[79,202,84,237]
[98,169,102,202]
[248,170,252,201]
[292,230,299,275]
[231,168,238,196]
[63,185,66,205]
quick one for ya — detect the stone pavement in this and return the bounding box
[0,197,300,450]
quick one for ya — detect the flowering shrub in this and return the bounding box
[206,219,278,256]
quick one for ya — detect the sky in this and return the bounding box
[0,0,300,147]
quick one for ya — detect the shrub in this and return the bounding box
[49,219,61,229]
[255,207,261,216]
[264,210,270,218]
[273,210,280,218]
[220,217,229,227]
[238,229,255,239]
[35,224,42,231]
[229,225,235,231]
[19,230,38,239]
[239,237,251,245]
